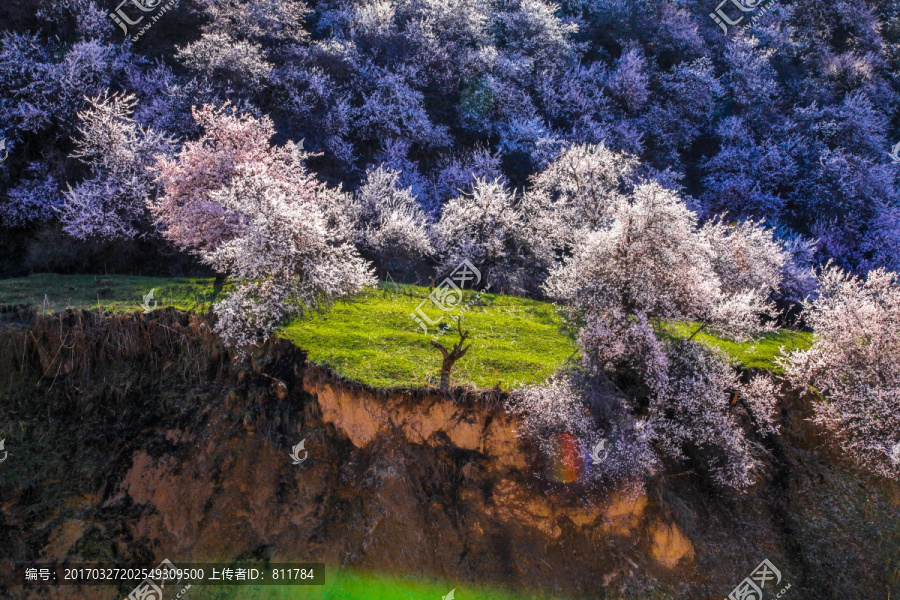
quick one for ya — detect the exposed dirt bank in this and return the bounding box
[0,308,898,599]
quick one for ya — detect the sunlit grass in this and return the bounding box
[279,282,578,389]
[657,321,813,372]
[0,274,812,387]
[0,274,577,389]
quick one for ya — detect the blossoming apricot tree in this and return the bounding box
[153,105,375,349]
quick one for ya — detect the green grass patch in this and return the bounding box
[0,273,224,313]
[279,282,577,389]
[0,274,811,387]
[658,321,813,372]
[0,274,577,389]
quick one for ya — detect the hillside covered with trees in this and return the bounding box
[1,0,900,597]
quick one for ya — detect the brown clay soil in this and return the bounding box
[0,308,898,599]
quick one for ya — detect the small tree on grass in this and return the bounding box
[431,316,470,392]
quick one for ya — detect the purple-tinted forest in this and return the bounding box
[1,0,899,280]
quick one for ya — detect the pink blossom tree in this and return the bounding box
[153,104,375,349]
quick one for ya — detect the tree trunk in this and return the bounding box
[431,318,470,392]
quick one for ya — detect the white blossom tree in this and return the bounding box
[545,181,784,340]
[196,0,310,47]
[59,92,175,240]
[604,48,650,115]
[0,165,61,228]
[525,142,639,250]
[507,373,658,493]
[432,146,507,205]
[576,311,779,491]
[177,33,273,89]
[649,341,766,490]
[781,266,900,479]
[433,177,540,293]
[578,311,669,397]
[775,230,819,304]
[543,179,786,489]
[349,166,434,274]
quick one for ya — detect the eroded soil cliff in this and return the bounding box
[0,308,898,599]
